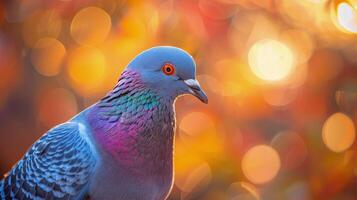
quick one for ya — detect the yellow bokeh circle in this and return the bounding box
[179,112,216,136]
[248,39,295,82]
[322,112,355,153]
[241,145,281,184]
[31,37,66,76]
[67,47,108,96]
[70,7,112,46]
[179,111,223,155]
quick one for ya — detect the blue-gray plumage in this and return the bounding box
[0,46,208,200]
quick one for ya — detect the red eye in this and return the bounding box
[162,63,175,75]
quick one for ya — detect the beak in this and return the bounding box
[184,79,208,104]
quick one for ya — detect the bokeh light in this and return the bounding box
[241,145,281,184]
[336,2,357,33]
[31,37,66,76]
[248,39,295,82]
[322,112,356,153]
[70,7,111,46]
[179,111,216,136]
[118,7,148,42]
[67,46,108,96]
[179,111,223,155]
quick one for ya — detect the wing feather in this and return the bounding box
[0,122,96,200]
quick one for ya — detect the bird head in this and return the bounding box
[127,46,208,104]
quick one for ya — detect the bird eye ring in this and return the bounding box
[162,63,175,75]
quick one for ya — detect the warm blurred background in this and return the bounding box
[0,0,357,199]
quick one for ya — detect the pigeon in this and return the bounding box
[0,46,208,200]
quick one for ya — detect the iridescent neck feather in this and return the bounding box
[87,69,175,174]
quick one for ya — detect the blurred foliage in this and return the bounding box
[1,0,357,199]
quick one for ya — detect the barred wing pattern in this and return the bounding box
[0,122,96,200]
